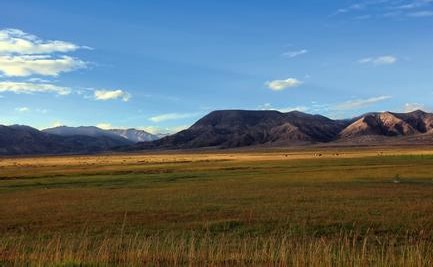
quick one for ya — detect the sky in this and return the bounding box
[0,0,432,134]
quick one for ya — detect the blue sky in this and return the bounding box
[0,0,432,133]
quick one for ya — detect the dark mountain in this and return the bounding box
[128,109,433,150]
[3,109,433,155]
[131,110,350,149]
[43,126,159,143]
[0,125,132,155]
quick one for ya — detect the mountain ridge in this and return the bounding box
[0,125,132,155]
[2,109,433,155]
[130,109,433,150]
[43,126,160,143]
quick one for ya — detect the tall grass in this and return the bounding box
[2,151,433,265]
[1,230,432,266]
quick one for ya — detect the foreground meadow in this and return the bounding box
[0,147,433,265]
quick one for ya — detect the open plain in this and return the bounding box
[1,147,433,265]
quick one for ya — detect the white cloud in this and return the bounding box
[0,55,86,77]
[333,96,392,110]
[15,107,29,112]
[265,78,303,91]
[0,81,71,95]
[0,28,85,55]
[404,103,426,112]
[282,49,308,58]
[94,89,131,102]
[0,29,126,103]
[0,29,88,77]
[358,56,397,65]
[149,113,198,123]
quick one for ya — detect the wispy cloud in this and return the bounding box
[358,55,397,65]
[149,113,199,123]
[265,78,303,91]
[0,55,86,77]
[0,28,87,55]
[395,0,433,10]
[94,89,131,102]
[13,106,48,114]
[0,81,71,95]
[333,96,392,110]
[0,29,88,77]
[332,0,433,19]
[258,96,394,117]
[403,102,426,112]
[15,107,29,112]
[331,3,365,16]
[282,49,308,58]
[258,103,309,113]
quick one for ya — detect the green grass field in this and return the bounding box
[1,148,433,265]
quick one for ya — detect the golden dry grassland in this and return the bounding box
[0,147,432,265]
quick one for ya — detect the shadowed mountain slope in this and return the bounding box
[3,109,433,155]
[0,125,132,155]
[130,109,433,150]
[132,110,350,149]
[43,126,159,143]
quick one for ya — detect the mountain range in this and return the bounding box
[1,109,433,155]
[129,109,433,150]
[0,125,160,155]
[43,126,160,143]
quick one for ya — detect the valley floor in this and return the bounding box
[1,147,433,265]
